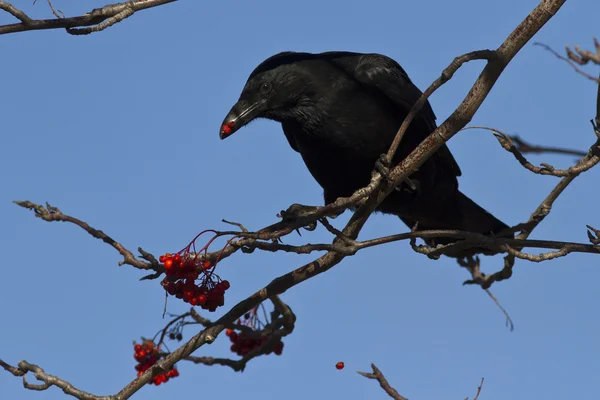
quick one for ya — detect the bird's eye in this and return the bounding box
[260,81,272,93]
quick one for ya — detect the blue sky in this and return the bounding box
[1,0,599,399]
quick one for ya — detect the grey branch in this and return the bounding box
[0,0,177,35]
[0,359,112,400]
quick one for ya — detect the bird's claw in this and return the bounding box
[396,177,421,196]
[278,203,320,222]
[374,153,391,179]
[375,153,420,195]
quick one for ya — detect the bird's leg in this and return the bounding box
[374,153,420,195]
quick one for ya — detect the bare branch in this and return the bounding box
[507,134,588,157]
[0,359,110,400]
[467,126,600,177]
[566,38,600,66]
[463,126,588,157]
[0,0,177,36]
[358,364,408,400]
[535,42,600,82]
[468,378,485,400]
[13,200,158,272]
[0,2,32,23]
[35,0,65,19]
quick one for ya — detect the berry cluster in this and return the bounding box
[133,340,179,386]
[226,328,284,356]
[159,253,230,312]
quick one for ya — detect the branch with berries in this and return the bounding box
[128,297,294,385]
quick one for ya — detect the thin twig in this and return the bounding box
[536,42,600,82]
[464,126,600,177]
[469,378,485,400]
[13,201,157,272]
[358,364,408,400]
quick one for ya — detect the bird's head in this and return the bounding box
[219,52,318,139]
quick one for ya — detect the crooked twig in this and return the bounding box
[0,360,109,400]
[358,364,408,400]
[536,41,600,82]
[0,0,177,35]
[473,126,600,177]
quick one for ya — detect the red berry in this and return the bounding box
[164,259,173,269]
[225,329,233,336]
[184,278,195,287]
[221,280,230,290]
[173,254,182,263]
[190,297,198,306]
[335,362,345,370]
[197,294,207,305]
[159,255,166,263]
[171,368,179,377]
[183,291,194,303]
[201,260,212,270]
[134,344,142,352]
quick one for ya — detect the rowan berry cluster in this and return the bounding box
[226,328,284,356]
[224,306,285,356]
[159,252,230,312]
[133,340,179,386]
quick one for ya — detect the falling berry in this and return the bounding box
[336,362,345,370]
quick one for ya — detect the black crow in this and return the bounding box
[219,51,510,256]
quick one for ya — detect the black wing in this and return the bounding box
[328,52,462,177]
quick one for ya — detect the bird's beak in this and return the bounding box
[219,99,266,140]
